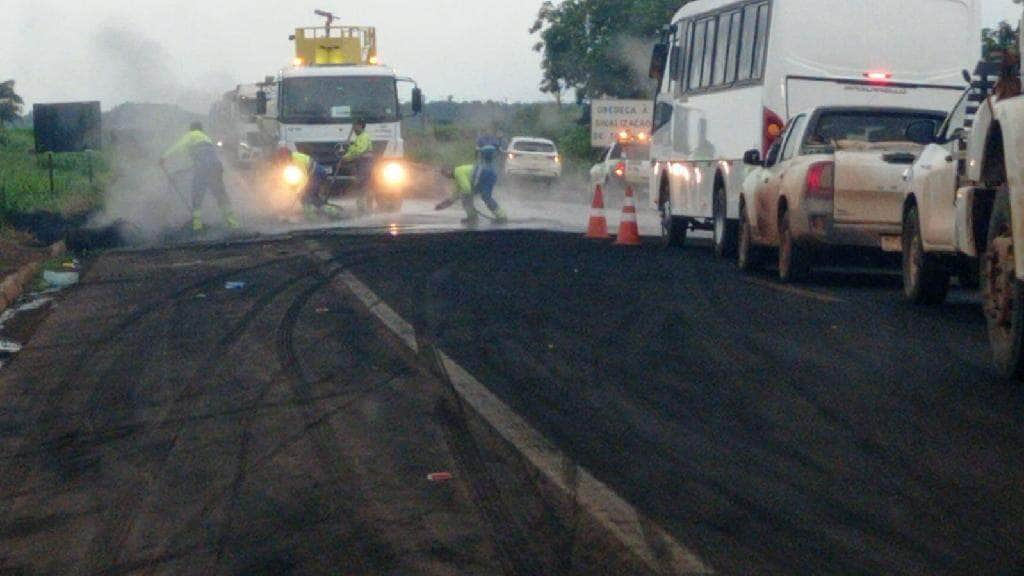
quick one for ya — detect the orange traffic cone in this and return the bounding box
[615,185,642,246]
[586,184,611,239]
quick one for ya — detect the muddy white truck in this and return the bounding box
[901,36,1024,378]
[737,106,945,281]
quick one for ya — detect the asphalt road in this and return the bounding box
[344,231,1024,576]
[1,216,1022,575]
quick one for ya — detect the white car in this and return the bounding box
[590,140,651,193]
[506,137,562,181]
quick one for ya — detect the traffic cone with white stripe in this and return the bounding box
[615,185,642,246]
[586,184,611,239]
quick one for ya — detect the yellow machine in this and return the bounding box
[290,10,378,66]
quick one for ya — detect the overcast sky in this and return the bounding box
[2,0,1022,111]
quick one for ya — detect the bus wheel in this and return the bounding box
[983,187,1024,380]
[661,197,688,247]
[713,184,737,259]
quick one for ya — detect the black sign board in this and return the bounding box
[32,101,102,153]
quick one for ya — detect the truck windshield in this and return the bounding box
[281,76,398,124]
[805,110,945,152]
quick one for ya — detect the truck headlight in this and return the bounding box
[380,161,408,187]
[283,165,305,187]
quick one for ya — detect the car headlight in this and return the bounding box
[283,165,305,187]
[380,161,408,187]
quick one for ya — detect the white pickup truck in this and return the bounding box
[737,106,945,282]
[901,51,1024,378]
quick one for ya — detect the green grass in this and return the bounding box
[0,128,110,217]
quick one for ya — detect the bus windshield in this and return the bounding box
[281,76,398,124]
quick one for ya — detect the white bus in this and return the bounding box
[648,0,980,255]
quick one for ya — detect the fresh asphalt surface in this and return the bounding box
[0,189,1022,575]
[341,231,1024,575]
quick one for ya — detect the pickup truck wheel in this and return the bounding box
[983,188,1024,380]
[661,198,689,247]
[713,185,738,259]
[778,210,810,283]
[902,204,950,305]
[737,202,762,272]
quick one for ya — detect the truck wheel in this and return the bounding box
[778,209,810,283]
[983,187,1024,380]
[661,197,688,247]
[713,185,738,259]
[901,204,950,305]
[737,201,763,272]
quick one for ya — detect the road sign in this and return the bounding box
[33,102,102,153]
[591,99,653,148]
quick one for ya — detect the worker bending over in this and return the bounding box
[161,122,239,232]
[272,147,340,220]
[446,145,508,225]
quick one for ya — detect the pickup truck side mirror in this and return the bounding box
[255,91,268,116]
[411,88,424,115]
[742,149,762,166]
[947,126,968,143]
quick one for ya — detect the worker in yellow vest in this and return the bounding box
[273,147,340,220]
[336,119,375,213]
[160,122,240,232]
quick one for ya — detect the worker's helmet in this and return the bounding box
[273,147,292,165]
[190,121,204,132]
[478,145,497,164]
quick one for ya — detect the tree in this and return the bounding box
[983,21,1019,61]
[0,80,25,131]
[531,0,684,102]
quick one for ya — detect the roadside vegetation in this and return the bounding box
[0,128,111,220]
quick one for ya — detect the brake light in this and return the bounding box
[864,70,892,83]
[614,162,626,177]
[805,161,835,200]
[763,108,784,156]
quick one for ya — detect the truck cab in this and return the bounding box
[256,17,423,195]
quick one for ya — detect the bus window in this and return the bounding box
[751,3,770,80]
[700,18,717,88]
[737,4,758,82]
[712,13,732,86]
[677,20,693,90]
[688,20,707,91]
[724,11,742,84]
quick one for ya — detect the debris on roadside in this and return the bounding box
[316,306,330,314]
[426,471,454,483]
[0,339,22,354]
[224,281,247,291]
[43,270,80,288]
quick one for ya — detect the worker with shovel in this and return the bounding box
[272,147,341,220]
[436,145,508,226]
[160,121,240,232]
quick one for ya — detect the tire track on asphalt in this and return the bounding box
[131,245,427,574]
[99,262,325,573]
